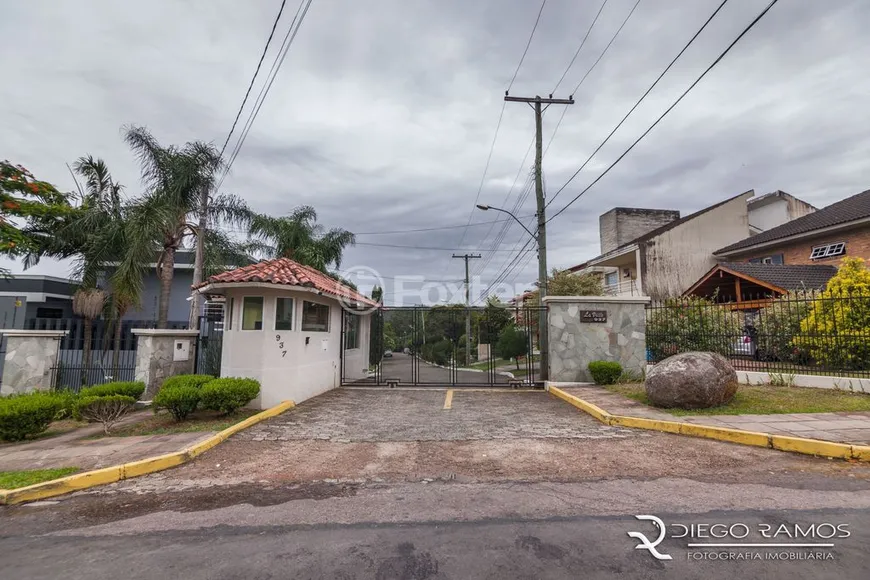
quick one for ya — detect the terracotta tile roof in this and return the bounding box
[716,188,870,255]
[195,258,379,308]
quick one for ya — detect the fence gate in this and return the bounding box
[340,305,545,387]
[195,315,224,376]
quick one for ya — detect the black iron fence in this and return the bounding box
[646,290,870,378]
[195,315,223,377]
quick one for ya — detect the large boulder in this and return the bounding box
[645,352,738,409]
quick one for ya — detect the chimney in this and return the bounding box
[599,208,680,254]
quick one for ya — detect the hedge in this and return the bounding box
[153,385,201,421]
[588,361,623,385]
[199,378,260,415]
[161,374,214,391]
[0,392,65,441]
[79,381,145,400]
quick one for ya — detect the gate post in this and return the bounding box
[0,329,68,395]
[543,296,650,384]
[132,329,200,400]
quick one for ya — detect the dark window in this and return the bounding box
[35,307,63,319]
[302,301,330,332]
[242,297,264,330]
[345,314,360,349]
[275,297,294,331]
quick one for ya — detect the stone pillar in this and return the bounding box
[132,329,200,400]
[0,329,68,395]
[544,295,650,383]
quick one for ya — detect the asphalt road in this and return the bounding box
[374,352,512,385]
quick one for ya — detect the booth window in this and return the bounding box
[302,301,330,332]
[275,297,294,330]
[242,297,264,330]
[345,314,360,349]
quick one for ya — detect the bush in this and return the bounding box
[74,395,136,434]
[161,374,214,391]
[0,393,64,441]
[199,378,260,415]
[496,324,529,369]
[646,296,743,361]
[421,339,453,366]
[153,385,200,421]
[79,381,145,400]
[588,361,623,385]
[794,258,870,371]
[753,292,812,364]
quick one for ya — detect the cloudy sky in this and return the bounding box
[2,0,868,305]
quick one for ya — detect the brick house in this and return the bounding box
[714,188,870,266]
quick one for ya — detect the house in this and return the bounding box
[194,257,378,408]
[568,190,816,300]
[714,188,870,266]
[0,275,78,328]
[682,262,837,308]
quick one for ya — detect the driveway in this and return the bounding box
[374,352,513,384]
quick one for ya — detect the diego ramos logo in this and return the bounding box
[628,515,673,561]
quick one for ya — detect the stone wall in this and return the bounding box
[0,330,67,395]
[132,329,200,399]
[545,296,649,383]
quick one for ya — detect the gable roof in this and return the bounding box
[194,258,378,308]
[716,189,870,255]
[720,262,837,291]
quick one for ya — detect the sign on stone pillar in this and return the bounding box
[0,329,68,395]
[132,329,201,399]
[544,296,650,384]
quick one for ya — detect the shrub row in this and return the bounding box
[153,375,260,421]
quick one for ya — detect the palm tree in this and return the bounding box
[118,126,251,328]
[72,287,107,384]
[248,205,355,272]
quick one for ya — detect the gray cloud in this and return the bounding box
[2,0,868,304]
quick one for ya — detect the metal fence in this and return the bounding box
[195,315,224,377]
[646,290,870,378]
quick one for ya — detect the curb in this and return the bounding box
[0,400,295,506]
[549,387,870,462]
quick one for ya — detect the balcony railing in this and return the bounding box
[602,279,642,296]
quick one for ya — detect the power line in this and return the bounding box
[353,215,535,236]
[356,241,536,252]
[543,0,643,156]
[545,0,730,210]
[220,0,289,157]
[551,0,609,94]
[547,0,780,224]
[507,0,549,92]
[218,0,313,191]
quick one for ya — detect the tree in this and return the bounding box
[119,126,250,328]
[1,161,73,276]
[248,205,355,272]
[72,288,107,384]
[525,269,603,305]
[478,295,513,346]
[794,258,870,370]
[496,324,529,370]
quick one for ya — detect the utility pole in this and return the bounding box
[504,93,574,381]
[452,253,481,366]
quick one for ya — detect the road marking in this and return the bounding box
[443,389,454,410]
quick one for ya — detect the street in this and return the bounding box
[3,388,870,578]
[373,352,513,385]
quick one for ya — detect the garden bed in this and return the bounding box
[606,383,870,416]
[88,408,260,438]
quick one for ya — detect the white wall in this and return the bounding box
[219,287,372,409]
[748,198,790,232]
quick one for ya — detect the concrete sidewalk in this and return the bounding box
[560,385,870,445]
[0,412,215,472]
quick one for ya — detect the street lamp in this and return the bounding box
[476,203,549,383]
[476,205,538,241]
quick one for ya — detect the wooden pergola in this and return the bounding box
[682,264,785,310]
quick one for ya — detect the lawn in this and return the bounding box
[0,467,80,489]
[606,383,870,416]
[92,409,260,438]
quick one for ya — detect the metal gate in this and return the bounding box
[195,315,224,376]
[340,305,545,387]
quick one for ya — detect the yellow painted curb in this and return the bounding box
[548,386,869,462]
[0,400,295,506]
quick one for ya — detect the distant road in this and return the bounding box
[373,352,513,385]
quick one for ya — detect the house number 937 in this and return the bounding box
[275,335,286,357]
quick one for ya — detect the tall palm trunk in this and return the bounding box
[189,187,208,329]
[111,302,129,377]
[82,318,94,386]
[157,246,176,328]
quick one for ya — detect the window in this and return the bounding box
[241,297,264,330]
[622,268,632,279]
[604,272,618,287]
[302,301,330,332]
[750,254,784,265]
[35,307,63,319]
[227,298,234,330]
[344,314,360,349]
[275,297,294,330]
[810,242,846,260]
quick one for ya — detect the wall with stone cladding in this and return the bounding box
[0,331,66,395]
[133,330,199,399]
[545,296,649,383]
